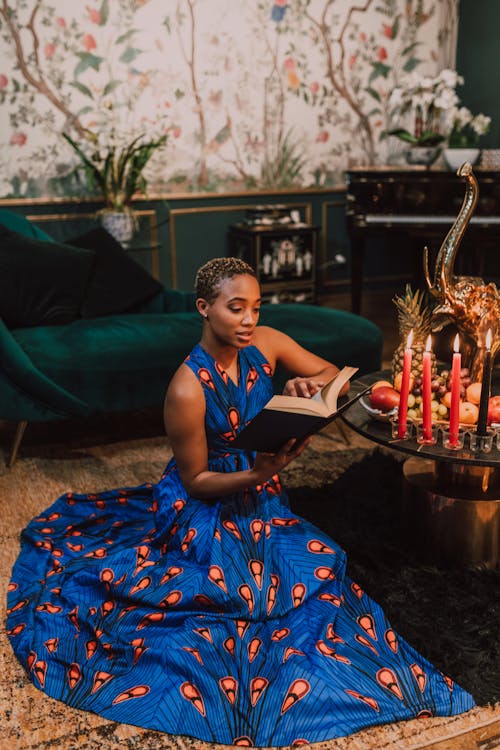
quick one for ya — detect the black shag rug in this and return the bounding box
[286,448,500,707]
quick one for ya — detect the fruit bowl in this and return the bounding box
[359,397,397,422]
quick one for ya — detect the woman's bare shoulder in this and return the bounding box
[166,361,204,405]
[255,325,294,339]
[254,325,293,351]
[253,326,276,362]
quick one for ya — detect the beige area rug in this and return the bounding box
[0,422,498,750]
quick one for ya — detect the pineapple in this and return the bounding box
[391,285,436,382]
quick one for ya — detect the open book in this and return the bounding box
[232,366,365,452]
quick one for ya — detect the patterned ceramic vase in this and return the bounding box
[99,210,135,244]
[405,146,441,166]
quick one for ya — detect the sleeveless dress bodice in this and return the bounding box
[7,343,474,747]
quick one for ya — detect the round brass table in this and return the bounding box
[343,373,500,569]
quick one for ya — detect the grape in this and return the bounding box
[414,377,423,387]
[446,378,452,390]
[431,380,440,392]
[431,400,439,412]
[461,377,471,388]
[438,385,447,398]
[460,367,470,377]
[438,403,448,417]
[460,386,466,398]
[413,387,422,397]
[440,370,449,379]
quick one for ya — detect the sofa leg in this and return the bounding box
[8,420,28,467]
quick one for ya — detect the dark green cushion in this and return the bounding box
[0,227,96,328]
[0,317,88,417]
[68,227,163,318]
[13,313,203,414]
[260,304,383,376]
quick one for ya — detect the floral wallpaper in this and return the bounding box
[0,0,457,199]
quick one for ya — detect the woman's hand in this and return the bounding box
[252,437,312,484]
[283,376,325,398]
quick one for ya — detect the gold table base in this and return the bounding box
[402,457,500,569]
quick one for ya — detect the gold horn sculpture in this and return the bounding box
[423,162,500,381]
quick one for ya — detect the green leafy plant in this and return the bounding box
[260,130,306,189]
[382,127,445,148]
[62,131,168,212]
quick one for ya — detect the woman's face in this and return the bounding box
[200,273,261,349]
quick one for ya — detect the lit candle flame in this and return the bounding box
[425,334,432,352]
[486,329,492,351]
[406,329,414,349]
[453,333,460,353]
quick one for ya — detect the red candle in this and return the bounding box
[449,334,461,446]
[422,334,433,441]
[397,329,413,439]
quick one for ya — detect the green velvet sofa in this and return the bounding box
[0,208,382,465]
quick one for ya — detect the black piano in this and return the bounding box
[345,167,500,314]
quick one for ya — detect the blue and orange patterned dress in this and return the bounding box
[7,343,474,746]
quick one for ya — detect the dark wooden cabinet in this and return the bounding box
[228,224,319,303]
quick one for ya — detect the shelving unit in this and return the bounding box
[228,223,319,304]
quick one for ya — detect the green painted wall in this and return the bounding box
[1,191,354,293]
[456,0,500,148]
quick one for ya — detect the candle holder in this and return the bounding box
[390,416,412,440]
[491,424,500,449]
[442,428,465,450]
[416,423,438,445]
[470,428,495,453]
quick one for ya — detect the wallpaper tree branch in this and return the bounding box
[0,0,457,199]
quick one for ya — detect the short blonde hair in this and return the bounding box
[195,257,256,302]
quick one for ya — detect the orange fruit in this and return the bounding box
[465,382,482,405]
[459,401,479,425]
[393,372,415,393]
[440,391,452,408]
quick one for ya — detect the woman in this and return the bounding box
[7,258,474,747]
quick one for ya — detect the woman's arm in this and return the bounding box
[164,364,310,499]
[253,326,347,398]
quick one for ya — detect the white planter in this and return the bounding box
[100,211,135,244]
[443,148,480,171]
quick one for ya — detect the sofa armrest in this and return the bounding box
[0,318,89,417]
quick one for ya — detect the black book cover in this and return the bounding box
[232,385,370,452]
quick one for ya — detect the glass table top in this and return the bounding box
[343,372,500,468]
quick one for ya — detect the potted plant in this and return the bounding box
[382,69,462,165]
[63,129,168,243]
[442,107,491,170]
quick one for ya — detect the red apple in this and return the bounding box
[487,395,500,425]
[369,385,400,413]
[371,379,393,391]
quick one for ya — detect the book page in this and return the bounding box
[313,366,358,412]
[265,394,327,416]
[266,366,358,417]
